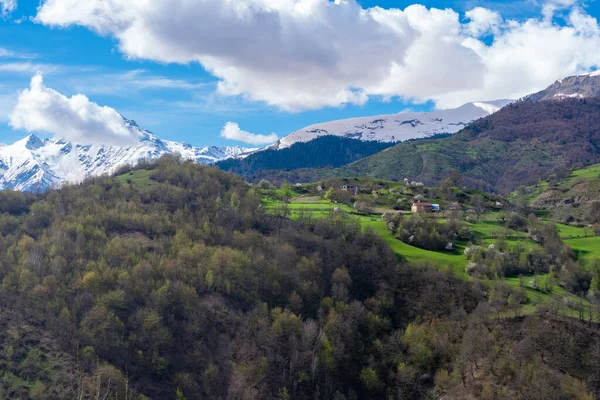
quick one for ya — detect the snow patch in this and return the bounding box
[553,93,584,98]
[472,102,501,114]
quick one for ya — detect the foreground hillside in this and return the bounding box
[1,157,599,399]
[331,98,600,193]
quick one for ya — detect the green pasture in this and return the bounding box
[115,169,157,188]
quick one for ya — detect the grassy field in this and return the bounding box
[566,237,600,262]
[566,162,600,184]
[114,169,157,188]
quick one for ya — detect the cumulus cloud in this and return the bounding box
[10,73,142,146]
[220,122,278,145]
[34,0,600,110]
[0,0,16,17]
[465,7,502,36]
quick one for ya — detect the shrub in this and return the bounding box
[393,215,471,251]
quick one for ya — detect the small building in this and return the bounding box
[411,201,433,213]
[341,184,359,195]
[431,204,441,212]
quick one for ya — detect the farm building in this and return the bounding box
[341,184,359,194]
[411,201,433,213]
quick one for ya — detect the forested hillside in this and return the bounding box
[0,156,599,399]
[332,98,600,193]
[217,136,394,179]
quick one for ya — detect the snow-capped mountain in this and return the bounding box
[268,100,513,150]
[0,120,256,192]
[524,71,600,102]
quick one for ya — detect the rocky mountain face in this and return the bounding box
[268,100,513,150]
[524,71,600,101]
[0,120,255,192]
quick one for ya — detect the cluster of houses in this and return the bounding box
[340,184,383,195]
[317,183,383,195]
[317,182,465,215]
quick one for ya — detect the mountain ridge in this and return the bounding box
[524,71,600,102]
[268,100,513,150]
[0,121,256,192]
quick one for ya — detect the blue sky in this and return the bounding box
[1,0,600,147]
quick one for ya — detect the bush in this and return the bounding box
[354,201,374,215]
[393,215,471,251]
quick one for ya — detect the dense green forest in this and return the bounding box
[217,136,394,183]
[329,98,600,193]
[0,156,599,399]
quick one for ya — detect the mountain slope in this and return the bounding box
[329,98,600,193]
[217,136,395,178]
[269,100,512,149]
[524,71,600,101]
[0,120,255,192]
[521,163,600,225]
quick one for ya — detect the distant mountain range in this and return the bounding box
[5,71,600,193]
[268,100,513,150]
[0,119,255,192]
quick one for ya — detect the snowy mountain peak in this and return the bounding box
[268,100,513,150]
[1,118,256,192]
[16,134,46,151]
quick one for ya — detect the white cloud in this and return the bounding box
[220,122,278,145]
[10,73,142,146]
[0,48,14,58]
[0,62,62,74]
[465,7,502,36]
[0,0,16,17]
[542,0,578,21]
[119,70,208,90]
[34,0,600,110]
[0,47,37,59]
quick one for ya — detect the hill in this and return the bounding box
[330,98,600,193]
[268,100,512,149]
[217,136,395,178]
[513,163,600,227]
[1,157,600,398]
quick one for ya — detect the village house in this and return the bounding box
[341,184,359,194]
[411,201,433,213]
